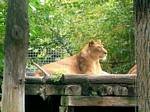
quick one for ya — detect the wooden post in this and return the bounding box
[59,106,74,112]
[2,0,29,112]
[135,0,150,111]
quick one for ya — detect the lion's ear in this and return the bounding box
[89,40,95,47]
[98,40,101,43]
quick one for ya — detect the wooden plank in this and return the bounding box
[90,84,135,96]
[25,74,136,84]
[25,83,135,96]
[25,76,47,84]
[59,106,68,112]
[63,74,136,84]
[46,85,81,95]
[25,84,41,95]
[59,106,74,112]
[25,84,81,95]
[61,96,136,106]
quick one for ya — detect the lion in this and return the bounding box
[33,40,108,77]
[128,64,137,74]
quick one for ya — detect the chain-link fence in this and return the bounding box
[26,47,68,75]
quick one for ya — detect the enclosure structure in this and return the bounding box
[2,0,150,112]
[25,74,137,112]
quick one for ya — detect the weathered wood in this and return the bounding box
[59,106,74,112]
[25,74,136,84]
[59,106,68,112]
[61,96,136,107]
[135,0,150,112]
[63,74,136,84]
[25,76,47,84]
[90,84,135,96]
[25,75,64,84]
[25,84,41,95]
[25,83,135,96]
[2,0,29,112]
[46,85,81,95]
[63,85,81,96]
[25,84,81,95]
[25,75,136,96]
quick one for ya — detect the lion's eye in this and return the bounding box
[95,46,102,51]
[97,46,102,49]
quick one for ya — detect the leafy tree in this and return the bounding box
[28,0,134,73]
[0,0,134,75]
[0,1,7,78]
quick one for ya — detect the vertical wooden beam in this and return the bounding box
[134,0,150,111]
[2,0,29,112]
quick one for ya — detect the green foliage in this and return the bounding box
[28,0,134,73]
[0,1,7,76]
[0,0,134,76]
[50,73,64,84]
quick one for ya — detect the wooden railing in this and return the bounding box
[25,74,137,112]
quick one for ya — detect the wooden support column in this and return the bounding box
[2,0,29,112]
[135,0,150,111]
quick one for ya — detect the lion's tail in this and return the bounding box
[32,61,50,77]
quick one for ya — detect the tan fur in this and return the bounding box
[34,40,107,77]
[128,64,137,74]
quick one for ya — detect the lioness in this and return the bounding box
[34,40,108,77]
[128,64,137,74]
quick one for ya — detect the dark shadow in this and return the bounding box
[25,95,138,112]
[25,95,61,112]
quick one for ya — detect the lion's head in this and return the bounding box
[85,40,107,61]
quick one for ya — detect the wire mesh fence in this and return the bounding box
[26,47,68,75]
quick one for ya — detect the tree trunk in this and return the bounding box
[135,0,150,112]
[2,0,29,112]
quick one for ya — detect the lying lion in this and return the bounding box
[128,64,137,74]
[34,40,108,77]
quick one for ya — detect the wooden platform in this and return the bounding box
[25,74,137,112]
